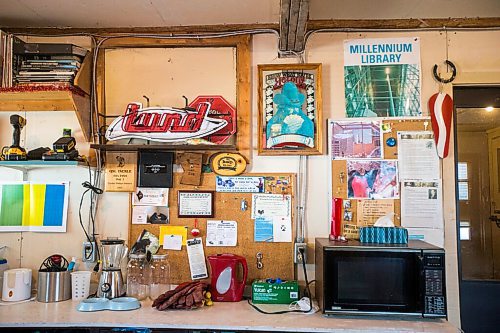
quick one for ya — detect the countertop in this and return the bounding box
[0,298,458,332]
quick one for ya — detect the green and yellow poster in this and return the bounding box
[0,182,69,232]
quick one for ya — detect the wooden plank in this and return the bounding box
[96,44,106,144]
[74,51,92,95]
[90,144,236,152]
[2,23,280,35]
[72,93,91,142]
[100,35,249,49]
[286,0,301,52]
[293,0,309,52]
[308,17,500,30]
[235,35,252,163]
[279,0,291,52]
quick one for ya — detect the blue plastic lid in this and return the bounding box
[0,259,7,264]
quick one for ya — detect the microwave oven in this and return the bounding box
[315,238,446,318]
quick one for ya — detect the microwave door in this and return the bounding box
[324,250,421,314]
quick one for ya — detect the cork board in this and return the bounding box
[330,118,430,237]
[129,173,296,284]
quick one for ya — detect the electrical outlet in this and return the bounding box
[82,241,97,262]
[294,243,307,264]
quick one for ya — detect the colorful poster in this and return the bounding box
[347,160,399,199]
[258,64,323,155]
[0,182,69,232]
[329,119,382,159]
[344,37,421,117]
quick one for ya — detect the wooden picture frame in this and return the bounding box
[258,63,323,155]
[177,190,214,218]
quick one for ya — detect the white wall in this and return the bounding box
[0,29,499,329]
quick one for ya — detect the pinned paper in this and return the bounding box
[133,187,169,206]
[272,216,292,242]
[251,194,291,219]
[206,220,237,246]
[186,238,209,280]
[163,234,183,250]
[254,216,292,243]
[159,225,188,245]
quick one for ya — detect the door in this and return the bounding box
[489,128,500,277]
[454,86,500,333]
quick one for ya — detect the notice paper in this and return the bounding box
[206,220,237,246]
[216,176,265,193]
[132,206,169,224]
[163,234,183,250]
[251,194,291,219]
[133,187,169,206]
[401,181,443,229]
[254,216,292,242]
[356,200,394,226]
[397,132,440,181]
[186,238,209,280]
[254,217,274,242]
[159,225,188,245]
[272,216,292,242]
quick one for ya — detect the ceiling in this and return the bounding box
[0,0,499,29]
[457,108,500,132]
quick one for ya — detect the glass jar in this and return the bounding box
[126,253,150,300]
[149,253,171,300]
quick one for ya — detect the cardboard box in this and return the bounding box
[251,280,299,304]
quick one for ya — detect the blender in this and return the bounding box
[97,238,128,299]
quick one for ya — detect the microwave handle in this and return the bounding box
[417,254,425,311]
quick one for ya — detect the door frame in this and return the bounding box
[453,85,500,333]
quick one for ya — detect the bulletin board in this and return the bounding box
[330,118,431,238]
[128,173,296,284]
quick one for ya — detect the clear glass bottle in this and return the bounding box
[126,253,150,300]
[149,253,171,300]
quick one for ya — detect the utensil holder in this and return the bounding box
[71,271,92,301]
[37,270,71,302]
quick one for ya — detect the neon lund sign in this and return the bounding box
[105,102,227,142]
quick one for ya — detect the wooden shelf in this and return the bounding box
[90,144,236,152]
[0,90,91,141]
[0,51,92,141]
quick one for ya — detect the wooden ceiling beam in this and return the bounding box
[307,17,500,30]
[2,17,498,36]
[279,0,310,55]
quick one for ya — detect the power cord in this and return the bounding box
[78,158,103,272]
[247,247,314,314]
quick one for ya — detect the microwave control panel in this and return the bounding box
[423,253,446,316]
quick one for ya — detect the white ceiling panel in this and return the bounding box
[0,0,498,29]
[309,0,500,20]
[0,0,280,28]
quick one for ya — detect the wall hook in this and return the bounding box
[432,60,456,84]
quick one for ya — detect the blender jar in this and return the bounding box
[100,238,127,270]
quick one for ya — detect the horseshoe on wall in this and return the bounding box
[433,60,457,84]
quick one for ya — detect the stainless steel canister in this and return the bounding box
[37,271,71,302]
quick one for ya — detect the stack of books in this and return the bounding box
[16,55,82,84]
[12,39,88,85]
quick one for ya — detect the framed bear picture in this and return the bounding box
[257,63,323,155]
